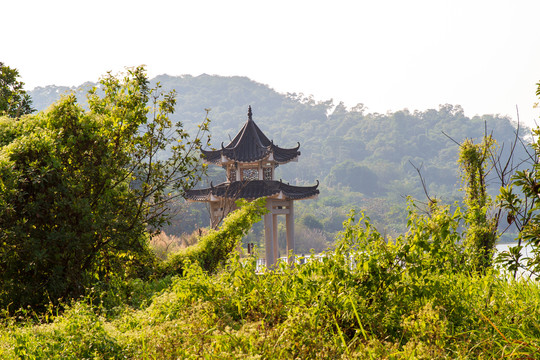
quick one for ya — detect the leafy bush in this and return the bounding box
[1,301,125,359]
[160,197,267,276]
[0,66,209,312]
[2,202,540,358]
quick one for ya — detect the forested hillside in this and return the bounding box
[30,75,529,243]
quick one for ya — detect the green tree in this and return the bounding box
[0,66,210,310]
[458,136,498,272]
[301,213,324,230]
[0,62,34,117]
[496,81,540,277]
[325,160,379,195]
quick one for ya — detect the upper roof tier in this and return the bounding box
[201,106,301,164]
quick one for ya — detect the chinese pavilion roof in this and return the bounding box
[185,180,319,202]
[201,106,301,164]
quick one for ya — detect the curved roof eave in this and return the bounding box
[184,180,319,202]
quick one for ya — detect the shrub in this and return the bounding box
[160,197,267,276]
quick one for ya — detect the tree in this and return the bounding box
[325,160,379,195]
[497,83,540,277]
[0,62,35,117]
[0,66,210,310]
[458,136,499,273]
[301,214,324,230]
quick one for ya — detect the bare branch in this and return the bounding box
[442,131,462,147]
[409,160,435,205]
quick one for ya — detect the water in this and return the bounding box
[495,242,536,279]
[495,242,533,256]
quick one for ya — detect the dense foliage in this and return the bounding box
[458,137,499,272]
[498,106,540,277]
[1,204,540,359]
[160,198,268,276]
[0,62,34,117]
[0,67,209,311]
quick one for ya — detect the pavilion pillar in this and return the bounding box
[264,201,274,268]
[272,213,279,264]
[210,202,218,229]
[285,200,295,265]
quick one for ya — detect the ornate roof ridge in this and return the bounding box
[200,106,301,164]
[223,106,270,150]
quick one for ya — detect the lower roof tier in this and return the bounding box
[185,180,319,202]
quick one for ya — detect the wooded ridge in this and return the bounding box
[29,74,529,240]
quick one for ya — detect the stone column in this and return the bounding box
[285,200,295,265]
[264,200,274,268]
[210,202,218,228]
[273,213,278,264]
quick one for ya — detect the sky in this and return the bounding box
[3,0,540,126]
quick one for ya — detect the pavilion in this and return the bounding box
[185,106,319,267]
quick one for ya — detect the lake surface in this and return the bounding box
[495,242,533,256]
[495,242,536,279]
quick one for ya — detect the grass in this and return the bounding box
[2,202,540,359]
[1,252,540,359]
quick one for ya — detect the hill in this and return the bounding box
[29,74,530,240]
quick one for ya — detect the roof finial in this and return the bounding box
[248,105,252,121]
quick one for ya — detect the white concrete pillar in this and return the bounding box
[210,202,218,228]
[264,201,274,268]
[273,213,278,264]
[286,200,295,265]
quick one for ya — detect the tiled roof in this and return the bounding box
[201,106,301,164]
[185,180,319,202]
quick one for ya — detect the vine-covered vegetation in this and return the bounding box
[159,198,268,276]
[2,64,540,358]
[1,204,540,358]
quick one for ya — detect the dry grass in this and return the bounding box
[149,229,208,260]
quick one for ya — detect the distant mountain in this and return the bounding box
[29,74,531,235]
[30,82,95,111]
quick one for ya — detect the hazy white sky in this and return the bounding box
[3,0,540,125]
